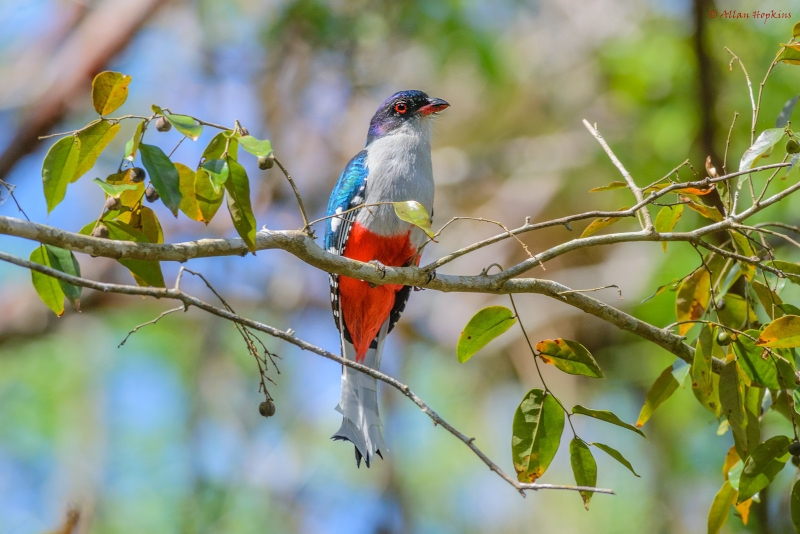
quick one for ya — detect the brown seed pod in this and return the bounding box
[130,167,146,183]
[155,116,172,132]
[91,223,109,239]
[104,196,120,212]
[240,127,250,137]
[258,155,275,170]
[259,400,276,418]
[145,185,160,203]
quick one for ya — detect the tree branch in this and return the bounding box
[0,249,615,498]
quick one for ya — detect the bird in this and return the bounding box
[324,90,449,467]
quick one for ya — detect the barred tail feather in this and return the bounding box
[332,320,389,467]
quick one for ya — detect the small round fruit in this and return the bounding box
[104,196,120,211]
[715,298,726,311]
[258,155,274,170]
[787,139,800,154]
[155,116,171,132]
[717,331,733,346]
[259,400,276,418]
[130,167,146,183]
[145,185,160,203]
[789,441,800,457]
[91,223,109,239]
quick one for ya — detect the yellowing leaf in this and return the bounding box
[654,204,683,252]
[757,315,800,348]
[535,339,603,378]
[175,163,202,221]
[393,201,435,239]
[29,246,65,316]
[42,135,81,213]
[675,267,710,335]
[580,207,629,238]
[589,181,627,192]
[124,121,144,161]
[457,306,516,363]
[778,42,800,65]
[74,121,120,181]
[636,362,680,427]
[511,389,564,483]
[707,481,737,534]
[91,71,131,115]
[680,197,723,221]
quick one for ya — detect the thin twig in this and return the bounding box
[118,306,186,347]
[723,112,739,175]
[272,156,310,234]
[557,285,623,300]
[725,48,756,145]
[582,119,653,230]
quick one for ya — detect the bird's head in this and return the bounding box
[366,90,449,145]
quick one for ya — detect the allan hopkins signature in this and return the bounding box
[708,9,791,22]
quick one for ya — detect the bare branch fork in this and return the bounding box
[0,249,613,497]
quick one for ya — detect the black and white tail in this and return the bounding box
[331,320,389,467]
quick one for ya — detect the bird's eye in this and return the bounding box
[394,102,407,114]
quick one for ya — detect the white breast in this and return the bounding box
[357,120,435,249]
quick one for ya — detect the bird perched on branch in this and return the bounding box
[325,90,449,467]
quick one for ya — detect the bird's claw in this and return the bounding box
[425,270,437,284]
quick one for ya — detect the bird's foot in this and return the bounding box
[426,269,437,284]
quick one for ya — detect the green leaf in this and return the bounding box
[654,205,683,252]
[91,71,131,115]
[511,389,565,483]
[778,43,800,65]
[791,479,800,533]
[107,169,145,208]
[92,177,138,196]
[729,232,757,282]
[29,247,65,316]
[693,372,722,417]
[707,481,737,534]
[718,293,757,330]
[757,315,800,348]
[571,405,644,437]
[739,128,786,174]
[776,95,799,128]
[763,260,800,285]
[569,439,597,510]
[579,208,628,238]
[737,435,791,503]
[124,121,144,161]
[693,325,714,396]
[200,158,230,194]
[44,245,81,311]
[174,163,202,221]
[457,306,516,363]
[42,135,81,213]
[393,201,435,239]
[588,181,627,192]
[239,135,273,157]
[201,132,238,161]
[636,363,679,427]
[675,266,710,336]
[735,330,782,389]
[164,113,203,140]
[74,121,120,181]
[591,442,640,477]
[535,339,603,378]
[225,158,257,253]
[671,358,691,386]
[139,143,181,217]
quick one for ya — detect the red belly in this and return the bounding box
[340,223,417,361]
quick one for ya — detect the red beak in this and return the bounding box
[418,97,450,116]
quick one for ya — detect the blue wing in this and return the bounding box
[325,150,368,332]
